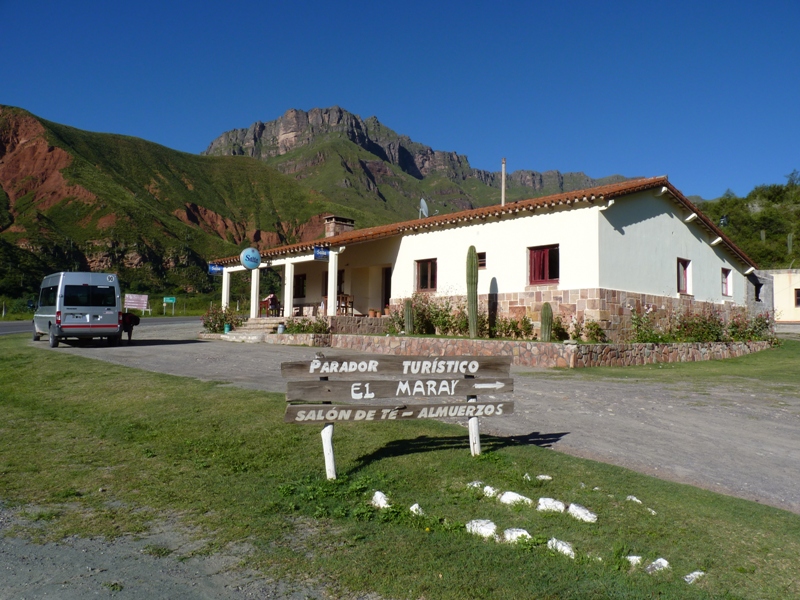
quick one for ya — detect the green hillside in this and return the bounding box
[0,107,373,296]
[699,173,800,268]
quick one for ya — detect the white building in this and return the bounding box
[213,176,760,341]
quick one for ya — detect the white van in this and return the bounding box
[32,272,122,348]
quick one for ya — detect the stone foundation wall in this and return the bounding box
[393,287,750,343]
[328,316,389,335]
[244,329,771,368]
[328,336,770,368]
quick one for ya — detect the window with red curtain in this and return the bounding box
[677,258,690,294]
[721,268,731,296]
[529,245,559,284]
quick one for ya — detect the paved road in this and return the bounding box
[28,321,800,515]
[0,316,201,336]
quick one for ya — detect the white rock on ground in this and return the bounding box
[647,507,657,515]
[537,497,566,513]
[626,495,643,504]
[371,491,391,509]
[567,503,597,523]
[467,481,483,488]
[645,558,670,574]
[502,528,531,543]
[466,519,497,539]
[684,570,705,584]
[409,503,424,515]
[498,491,533,505]
[536,474,553,481]
[523,473,531,481]
[547,538,575,559]
[626,555,642,566]
[483,485,499,498]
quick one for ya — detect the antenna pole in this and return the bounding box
[501,158,506,206]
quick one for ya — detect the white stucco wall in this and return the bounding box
[768,270,800,322]
[597,191,747,305]
[390,205,600,299]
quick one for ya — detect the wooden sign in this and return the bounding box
[281,355,511,379]
[285,400,514,423]
[286,377,513,402]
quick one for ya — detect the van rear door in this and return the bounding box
[61,283,120,338]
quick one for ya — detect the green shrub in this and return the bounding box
[628,305,776,343]
[584,319,607,343]
[284,316,330,334]
[201,306,244,333]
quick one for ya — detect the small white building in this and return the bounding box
[213,176,761,341]
[759,269,798,326]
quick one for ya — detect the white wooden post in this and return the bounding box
[284,262,295,318]
[468,396,481,456]
[249,266,260,319]
[221,268,231,310]
[327,250,339,316]
[321,423,336,479]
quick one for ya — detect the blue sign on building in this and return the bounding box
[313,246,329,262]
[208,264,223,276]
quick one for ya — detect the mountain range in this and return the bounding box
[1,104,632,297]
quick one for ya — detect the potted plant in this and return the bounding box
[384,304,391,316]
[368,308,378,318]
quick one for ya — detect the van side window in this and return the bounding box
[39,285,58,307]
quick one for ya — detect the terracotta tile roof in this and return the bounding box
[212,176,757,268]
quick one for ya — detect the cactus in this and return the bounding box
[467,245,478,338]
[404,298,414,334]
[540,302,553,342]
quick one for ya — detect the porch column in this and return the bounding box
[221,268,231,310]
[327,249,339,316]
[284,262,295,318]
[249,266,260,319]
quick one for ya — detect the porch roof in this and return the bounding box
[211,175,757,269]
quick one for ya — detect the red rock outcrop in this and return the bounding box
[0,108,96,222]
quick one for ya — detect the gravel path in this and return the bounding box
[3,323,799,598]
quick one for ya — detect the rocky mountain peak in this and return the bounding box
[203,106,630,194]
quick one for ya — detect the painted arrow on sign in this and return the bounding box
[473,381,506,390]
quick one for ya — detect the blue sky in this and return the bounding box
[2,0,798,199]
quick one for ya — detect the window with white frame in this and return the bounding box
[677,258,691,295]
[721,268,732,296]
[416,258,437,291]
[529,245,559,284]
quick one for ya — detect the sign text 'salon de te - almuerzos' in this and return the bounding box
[284,400,513,423]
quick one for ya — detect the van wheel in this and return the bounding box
[48,328,59,348]
[107,335,121,347]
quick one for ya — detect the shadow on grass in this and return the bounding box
[347,430,569,474]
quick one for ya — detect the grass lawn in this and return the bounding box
[1,334,799,599]
[525,339,800,395]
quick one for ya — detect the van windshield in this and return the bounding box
[63,285,117,308]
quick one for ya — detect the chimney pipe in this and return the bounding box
[501,158,506,206]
